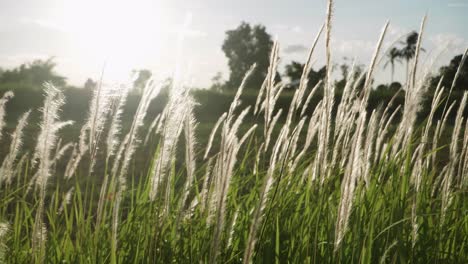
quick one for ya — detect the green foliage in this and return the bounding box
[284,61,326,89]
[222,22,275,89]
[433,53,468,93]
[0,58,67,89]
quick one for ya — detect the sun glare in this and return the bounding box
[56,0,168,82]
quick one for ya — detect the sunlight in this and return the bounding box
[57,0,168,81]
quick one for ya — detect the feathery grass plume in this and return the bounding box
[251,41,282,136]
[240,124,257,147]
[144,113,161,145]
[294,24,324,114]
[261,41,281,137]
[27,142,73,194]
[300,80,322,117]
[335,62,358,123]
[363,110,379,186]
[0,110,30,185]
[106,85,130,161]
[325,0,333,92]
[460,120,468,186]
[334,22,389,248]
[410,15,427,90]
[0,91,14,141]
[264,108,283,151]
[86,81,119,173]
[227,209,239,248]
[180,98,198,210]
[442,47,468,115]
[0,222,9,263]
[392,80,419,153]
[415,79,445,185]
[374,89,402,163]
[330,67,360,169]
[229,64,256,119]
[109,77,162,261]
[52,142,73,164]
[438,101,456,141]
[287,117,306,169]
[209,67,257,262]
[253,142,264,175]
[13,152,29,182]
[293,108,321,173]
[95,85,130,227]
[50,142,74,177]
[428,101,457,177]
[147,73,190,206]
[208,112,251,221]
[313,0,334,183]
[115,78,162,189]
[441,92,467,217]
[333,64,380,172]
[243,122,292,264]
[31,83,72,263]
[57,187,74,215]
[199,157,215,213]
[204,112,227,159]
[334,110,367,251]
[149,86,191,209]
[254,78,267,115]
[362,21,389,102]
[64,125,89,178]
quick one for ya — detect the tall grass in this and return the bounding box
[0,1,467,263]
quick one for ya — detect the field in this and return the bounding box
[0,3,468,264]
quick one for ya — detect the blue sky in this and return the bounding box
[0,0,467,87]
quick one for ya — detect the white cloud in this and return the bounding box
[273,24,304,34]
[335,39,375,55]
[448,1,468,7]
[20,17,68,33]
[429,33,466,50]
[283,44,308,54]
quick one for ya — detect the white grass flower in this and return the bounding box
[181,99,198,209]
[0,91,14,142]
[0,222,10,263]
[204,112,227,160]
[58,187,74,215]
[0,110,30,185]
[31,83,72,261]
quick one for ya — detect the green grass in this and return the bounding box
[1,133,466,263]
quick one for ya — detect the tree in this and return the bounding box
[334,60,366,94]
[384,47,402,83]
[284,61,326,89]
[210,72,224,92]
[222,22,274,89]
[432,54,468,93]
[399,31,424,84]
[0,58,66,88]
[84,78,97,90]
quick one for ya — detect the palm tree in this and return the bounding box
[399,31,424,84]
[384,47,402,84]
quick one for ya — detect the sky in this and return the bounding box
[0,0,467,88]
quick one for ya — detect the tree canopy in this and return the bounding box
[284,61,326,89]
[0,58,66,89]
[435,54,468,93]
[222,22,274,90]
